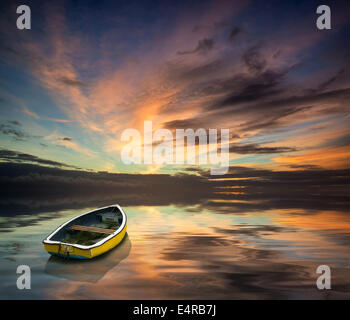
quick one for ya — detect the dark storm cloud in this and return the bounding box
[207,69,287,111]
[161,41,333,137]
[177,38,214,55]
[8,120,21,126]
[221,165,350,183]
[229,143,296,154]
[228,27,241,41]
[287,164,320,170]
[184,167,209,175]
[163,117,206,130]
[316,68,346,92]
[162,67,289,130]
[0,162,213,216]
[0,149,76,168]
[58,76,87,88]
[0,121,41,142]
[166,47,286,116]
[238,105,312,132]
[158,59,227,115]
[192,76,350,133]
[242,46,266,73]
[174,60,224,82]
[161,34,350,136]
[256,87,350,113]
[0,124,27,140]
[0,160,349,217]
[234,87,350,131]
[228,27,242,41]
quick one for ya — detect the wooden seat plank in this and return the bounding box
[69,225,115,234]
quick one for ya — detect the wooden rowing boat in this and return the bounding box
[42,204,127,259]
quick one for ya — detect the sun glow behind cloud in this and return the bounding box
[0,0,350,173]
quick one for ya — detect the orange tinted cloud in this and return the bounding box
[3,1,350,173]
[275,145,350,169]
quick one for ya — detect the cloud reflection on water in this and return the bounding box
[0,163,350,299]
[32,206,350,299]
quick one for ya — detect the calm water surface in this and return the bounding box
[0,205,350,299]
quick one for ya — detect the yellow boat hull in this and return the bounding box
[44,223,127,259]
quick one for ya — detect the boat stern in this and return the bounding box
[43,241,93,259]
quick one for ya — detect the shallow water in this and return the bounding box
[0,204,350,299]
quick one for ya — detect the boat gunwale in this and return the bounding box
[42,204,127,250]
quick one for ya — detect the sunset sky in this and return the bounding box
[1,0,350,175]
[1,2,350,300]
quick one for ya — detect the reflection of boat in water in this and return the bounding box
[44,233,131,283]
[43,204,127,259]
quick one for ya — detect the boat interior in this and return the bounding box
[50,206,124,246]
